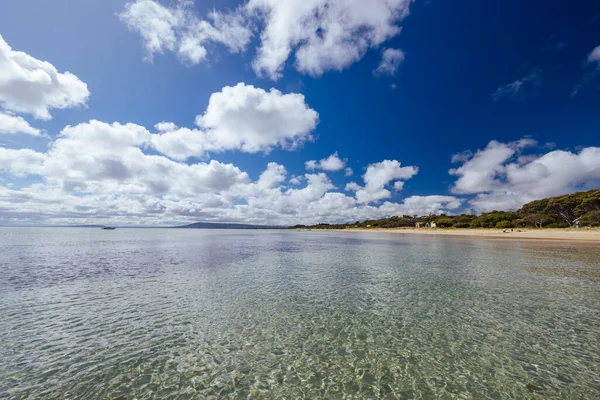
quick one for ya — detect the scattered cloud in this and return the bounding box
[305,152,347,171]
[450,150,473,164]
[380,195,463,216]
[345,182,362,192]
[349,160,418,204]
[0,128,458,225]
[0,35,89,120]
[248,0,412,79]
[0,119,251,201]
[571,45,600,96]
[588,46,600,64]
[119,0,252,65]
[288,175,304,185]
[151,83,319,159]
[492,68,542,102]
[450,139,600,212]
[0,70,461,226]
[344,167,353,177]
[120,0,413,80]
[374,48,405,77]
[0,147,47,176]
[0,112,41,136]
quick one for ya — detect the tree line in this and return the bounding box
[291,189,600,229]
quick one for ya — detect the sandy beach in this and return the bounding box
[318,227,600,243]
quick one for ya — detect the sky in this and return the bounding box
[0,0,599,226]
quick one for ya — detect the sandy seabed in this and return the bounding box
[317,227,600,243]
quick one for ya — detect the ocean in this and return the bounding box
[1,228,599,398]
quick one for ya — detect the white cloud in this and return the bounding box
[119,0,252,65]
[0,112,41,136]
[194,83,318,153]
[120,0,414,79]
[151,83,318,159]
[247,0,412,79]
[154,121,178,132]
[0,123,464,225]
[0,147,47,176]
[451,150,473,163]
[374,48,405,77]
[587,46,600,65]
[256,162,287,190]
[352,159,418,203]
[344,167,353,177]
[449,140,527,195]
[0,35,89,120]
[345,182,361,192]
[305,152,346,171]
[0,120,252,201]
[450,139,600,212]
[378,195,463,217]
[0,80,320,225]
[492,68,542,102]
[572,45,600,96]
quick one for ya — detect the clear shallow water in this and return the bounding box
[1,228,599,399]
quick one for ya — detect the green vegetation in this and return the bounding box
[291,189,600,230]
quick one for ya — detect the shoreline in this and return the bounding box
[307,227,600,243]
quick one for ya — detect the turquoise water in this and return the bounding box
[0,228,599,399]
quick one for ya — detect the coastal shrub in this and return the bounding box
[519,189,600,227]
[295,190,600,230]
[453,222,470,228]
[496,221,513,229]
[435,217,455,227]
[513,219,527,228]
[581,210,600,226]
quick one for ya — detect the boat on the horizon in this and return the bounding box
[101,227,116,230]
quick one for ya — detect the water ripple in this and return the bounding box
[0,228,599,399]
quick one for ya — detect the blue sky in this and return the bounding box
[0,0,599,225]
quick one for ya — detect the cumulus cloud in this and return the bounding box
[344,167,353,177]
[377,196,463,217]
[0,81,325,225]
[29,120,250,197]
[450,139,600,212]
[345,182,362,192]
[374,48,405,77]
[0,121,461,225]
[449,140,530,195]
[0,112,41,136]
[305,152,347,171]
[0,35,89,120]
[120,0,413,79]
[194,83,318,153]
[0,147,47,176]
[151,83,318,159]
[119,0,252,65]
[349,159,418,204]
[288,175,304,185]
[0,134,458,225]
[247,0,412,79]
[492,68,542,102]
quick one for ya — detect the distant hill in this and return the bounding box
[176,222,285,230]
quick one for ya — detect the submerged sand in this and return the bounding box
[317,227,600,243]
